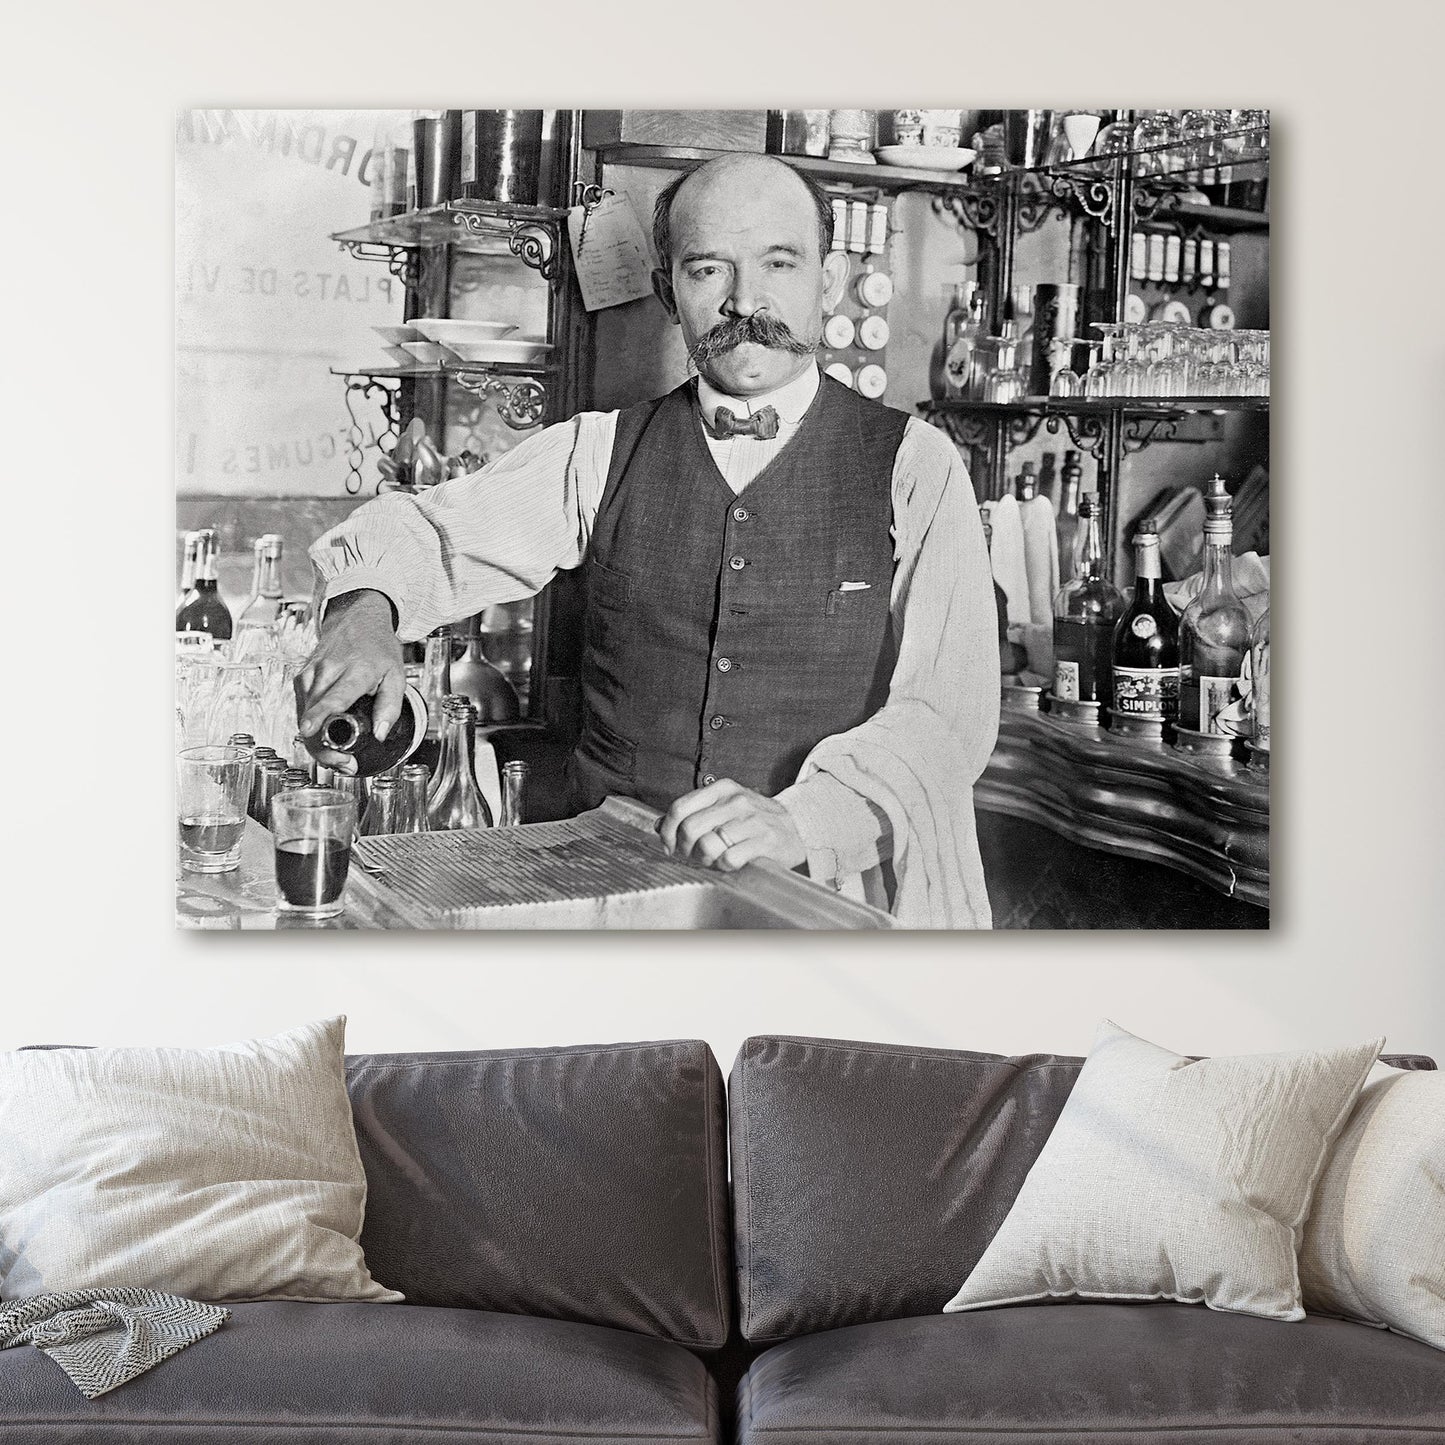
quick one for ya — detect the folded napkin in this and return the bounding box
[1019,492,1060,626]
[983,496,1030,627]
[0,1289,230,1398]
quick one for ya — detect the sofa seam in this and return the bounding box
[2,1426,715,1440]
[737,1427,1445,1439]
[345,1041,700,1073]
[699,1039,728,1348]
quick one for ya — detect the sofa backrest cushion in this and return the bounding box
[347,1039,730,1348]
[728,1034,1435,1343]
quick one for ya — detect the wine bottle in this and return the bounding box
[943,282,986,400]
[1111,519,1180,723]
[1055,450,1082,585]
[409,627,453,776]
[1178,476,1251,735]
[319,686,429,777]
[448,616,522,722]
[499,760,529,827]
[176,528,233,642]
[1052,494,1125,704]
[176,531,201,613]
[239,534,285,629]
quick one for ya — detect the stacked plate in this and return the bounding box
[371,321,553,366]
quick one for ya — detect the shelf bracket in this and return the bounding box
[337,240,421,288]
[1122,415,1182,453]
[933,185,1004,240]
[445,210,560,280]
[1047,171,1116,231]
[1015,172,1068,234]
[339,374,402,494]
[451,372,548,430]
[1044,410,1108,459]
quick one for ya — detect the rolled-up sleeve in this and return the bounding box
[308,410,617,642]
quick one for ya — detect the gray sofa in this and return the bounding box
[1,1035,1441,1444]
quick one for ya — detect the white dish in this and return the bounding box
[373,324,422,346]
[444,338,553,365]
[399,340,449,365]
[382,344,417,367]
[876,145,976,172]
[412,318,519,346]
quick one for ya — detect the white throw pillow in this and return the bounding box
[1299,1062,1445,1348]
[944,1020,1383,1322]
[0,1016,401,1304]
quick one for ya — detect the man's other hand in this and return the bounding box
[293,590,406,774]
[659,778,807,872]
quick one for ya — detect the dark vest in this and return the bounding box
[569,375,909,812]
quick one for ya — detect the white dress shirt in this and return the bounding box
[309,363,999,926]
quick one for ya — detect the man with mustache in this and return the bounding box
[299,153,998,926]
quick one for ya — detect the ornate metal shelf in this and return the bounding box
[921,396,1269,418]
[332,364,549,433]
[332,200,568,280]
[978,708,1269,907]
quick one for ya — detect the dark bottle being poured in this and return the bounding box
[320,685,429,777]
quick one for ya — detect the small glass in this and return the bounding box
[271,788,357,919]
[177,745,254,874]
[207,662,267,747]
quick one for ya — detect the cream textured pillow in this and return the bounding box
[1299,1063,1445,1348]
[0,1017,401,1304]
[944,1020,1383,1322]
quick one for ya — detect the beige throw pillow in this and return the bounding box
[0,1017,401,1304]
[1299,1063,1445,1348]
[944,1020,1383,1322]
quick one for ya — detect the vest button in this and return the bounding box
[728,555,746,571]
[732,507,750,523]
[701,773,717,785]
[716,657,733,673]
[709,714,726,730]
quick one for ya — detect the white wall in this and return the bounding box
[12,2,1445,1072]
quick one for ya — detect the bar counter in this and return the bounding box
[176,797,897,931]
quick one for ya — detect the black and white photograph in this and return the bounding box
[174,106,1270,930]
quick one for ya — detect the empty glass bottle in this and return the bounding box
[426,700,493,831]
[399,763,431,832]
[499,760,529,827]
[360,775,407,835]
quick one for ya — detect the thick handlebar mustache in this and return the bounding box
[688,313,817,368]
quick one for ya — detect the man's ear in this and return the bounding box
[821,250,850,312]
[652,267,678,321]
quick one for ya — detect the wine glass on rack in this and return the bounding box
[1061,111,1101,164]
[1084,330,1117,397]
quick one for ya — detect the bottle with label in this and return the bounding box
[1016,461,1037,501]
[943,282,986,399]
[1178,476,1251,735]
[176,528,234,642]
[176,531,201,613]
[239,534,285,629]
[1052,494,1125,704]
[1111,520,1180,722]
[1055,450,1082,584]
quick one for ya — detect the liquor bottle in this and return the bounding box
[1039,451,1059,512]
[1051,494,1125,704]
[319,685,430,776]
[1111,519,1180,723]
[1016,461,1038,501]
[176,531,201,612]
[239,534,285,629]
[176,528,233,642]
[1247,604,1270,758]
[1178,476,1251,735]
[448,615,521,723]
[427,699,494,830]
[1055,450,1083,584]
[943,282,986,399]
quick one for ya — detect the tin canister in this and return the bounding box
[1029,283,1081,398]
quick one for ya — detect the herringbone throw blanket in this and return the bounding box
[0,1289,230,1397]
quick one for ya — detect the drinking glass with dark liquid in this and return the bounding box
[271,788,357,919]
[177,745,255,873]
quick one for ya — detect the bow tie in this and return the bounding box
[707,405,780,441]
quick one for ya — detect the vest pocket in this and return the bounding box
[577,712,637,784]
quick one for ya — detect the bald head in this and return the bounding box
[652,155,834,275]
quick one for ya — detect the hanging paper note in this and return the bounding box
[566,191,655,312]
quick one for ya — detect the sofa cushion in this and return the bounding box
[0,1301,720,1444]
[346,1040,730,1347]
[729,1035,1082,1342]
[730,1035,1437,1344]
[736,1304,1445,1444]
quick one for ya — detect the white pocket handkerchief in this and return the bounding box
[838,581,871,592]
